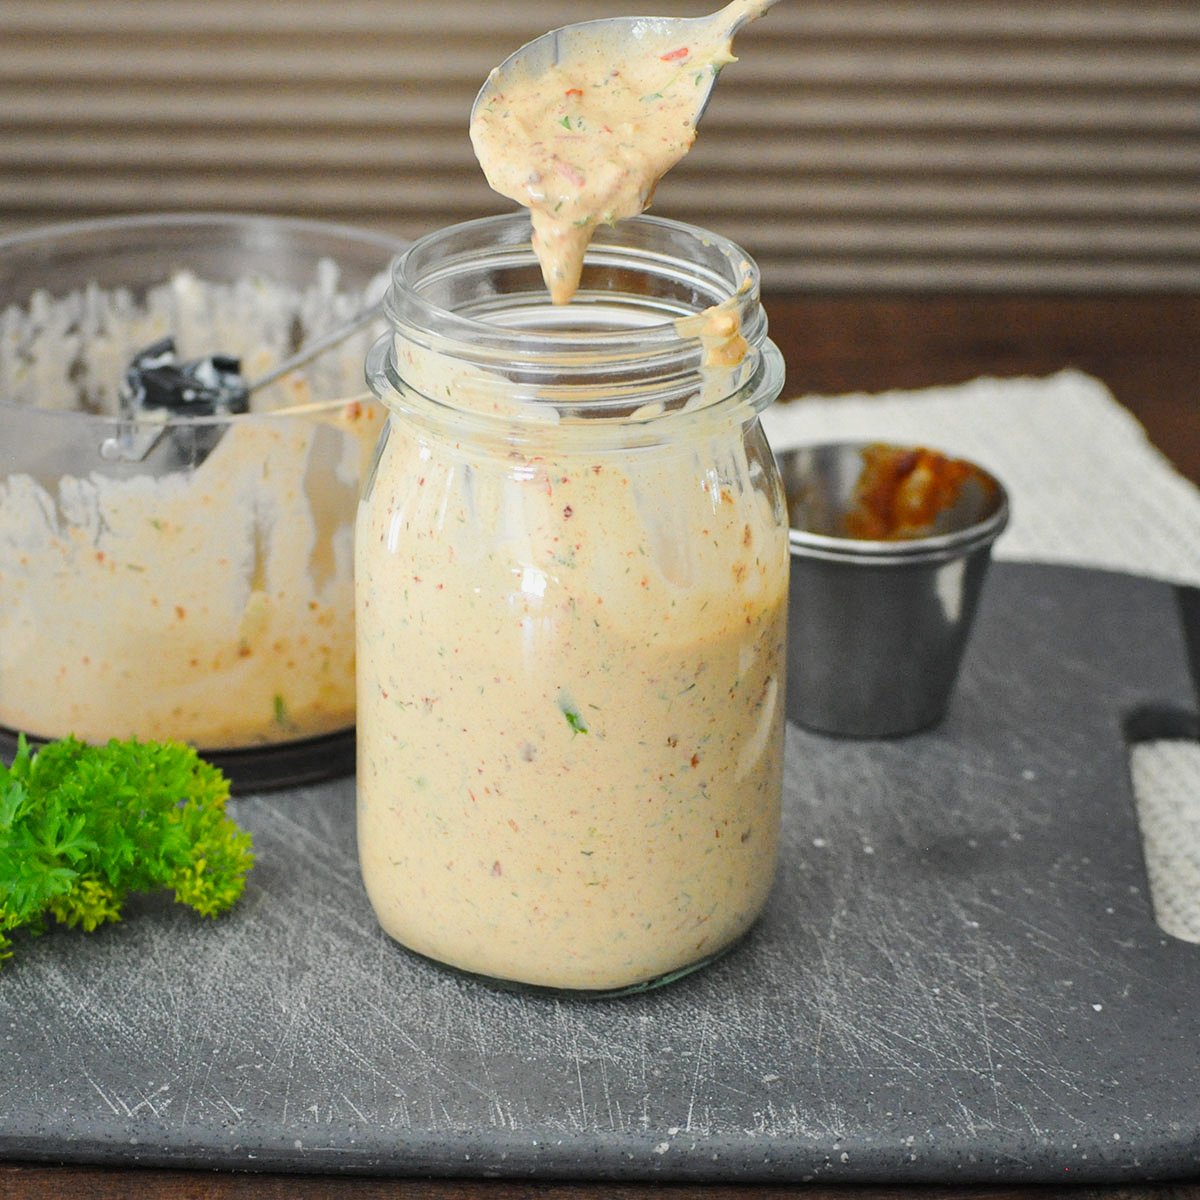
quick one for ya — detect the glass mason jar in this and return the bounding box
[356,213,788,995]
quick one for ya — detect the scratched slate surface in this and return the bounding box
[2,562,1199,1184]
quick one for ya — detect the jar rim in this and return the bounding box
[384,212,760,350]
[374,213,783,431]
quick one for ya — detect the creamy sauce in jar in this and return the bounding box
[470,0,770,304]
[356,414,787,991]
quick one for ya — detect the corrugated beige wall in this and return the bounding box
[3,0,1199,289]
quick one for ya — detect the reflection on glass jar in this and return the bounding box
[356,214,788,995]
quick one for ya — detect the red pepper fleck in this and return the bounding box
[565,87,584,97]
[660,45,690,61]
[492,860,503,876]
[691,753,700,768]
[175,605,187,620]
[554,159,588,187]
[563,504,574,519]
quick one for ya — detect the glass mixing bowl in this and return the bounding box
[0,214,405,790]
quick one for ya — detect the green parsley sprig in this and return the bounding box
[0,735,254,965]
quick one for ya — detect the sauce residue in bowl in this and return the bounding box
[0,267,385,749]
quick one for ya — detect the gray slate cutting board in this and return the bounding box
[2,562,1199,1184]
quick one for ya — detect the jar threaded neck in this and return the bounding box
[372,213,782,432]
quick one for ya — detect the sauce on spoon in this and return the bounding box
[470,0,775,304]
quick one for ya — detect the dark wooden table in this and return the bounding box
[4,294,1198,1199]
[767,295,1200,488]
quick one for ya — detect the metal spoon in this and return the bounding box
[245,300,382,395]
[471,0,782,128]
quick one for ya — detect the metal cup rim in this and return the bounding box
[781,441,1010,565]
[789,498,1009,564]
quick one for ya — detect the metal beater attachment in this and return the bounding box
[122,337,251,417]
[102,300,382,465]
[102,338,250,465]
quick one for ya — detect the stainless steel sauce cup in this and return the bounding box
[777,441,1009,737]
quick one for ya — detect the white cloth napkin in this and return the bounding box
[763,369,1200,942]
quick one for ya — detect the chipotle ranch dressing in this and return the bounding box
[2,407,377,748]
[470,0,773,304]
[356,405,787,991]
[355,211,788,991]
[355,5,787,992]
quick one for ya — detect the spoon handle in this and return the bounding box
[247,300,383,394]
[716,0,784,38]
